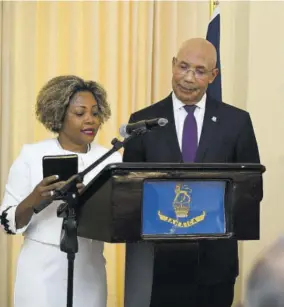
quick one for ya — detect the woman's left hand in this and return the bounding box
[76,182,85,194]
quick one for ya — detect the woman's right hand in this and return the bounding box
[29,175,66,208]
[15,175,66,229]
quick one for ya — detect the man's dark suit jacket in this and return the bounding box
[123,93,261,287]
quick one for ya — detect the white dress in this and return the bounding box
[0,138,122,307]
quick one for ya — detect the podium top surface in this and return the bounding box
[99,162,265,172]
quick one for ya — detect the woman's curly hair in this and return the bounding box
[36,75,111,133]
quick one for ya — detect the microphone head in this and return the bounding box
[119,117,168,139]
[157,118,168,127]
[119,124,129,138]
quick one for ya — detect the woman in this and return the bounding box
[0,75,122,307]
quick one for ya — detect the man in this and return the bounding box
[244,238,284,307]
[123,38,261,307]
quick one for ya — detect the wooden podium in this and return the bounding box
[77,163,264,306]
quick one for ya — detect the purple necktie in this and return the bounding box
[182,105,197,162]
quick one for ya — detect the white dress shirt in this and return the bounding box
[172,91,206,149]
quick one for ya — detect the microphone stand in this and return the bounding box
[33,127,147,307]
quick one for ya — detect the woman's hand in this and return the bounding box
[68,175,85,194]
[15,175,66,229]
[29,175,66,207]
[76,182,85,194]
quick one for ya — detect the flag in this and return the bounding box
[206,2,222,101]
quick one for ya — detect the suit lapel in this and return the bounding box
[195,96,220,162]
[158,95,182,162]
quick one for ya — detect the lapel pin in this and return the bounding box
[211,116,217,122]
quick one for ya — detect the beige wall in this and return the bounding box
[221,1,284,304]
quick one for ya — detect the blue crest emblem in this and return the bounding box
[158,183,206,229]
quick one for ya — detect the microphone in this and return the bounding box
[119,118,168,138]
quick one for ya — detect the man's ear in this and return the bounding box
[208,68,219,84]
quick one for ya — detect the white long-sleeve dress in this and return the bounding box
[0,138,122,307]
